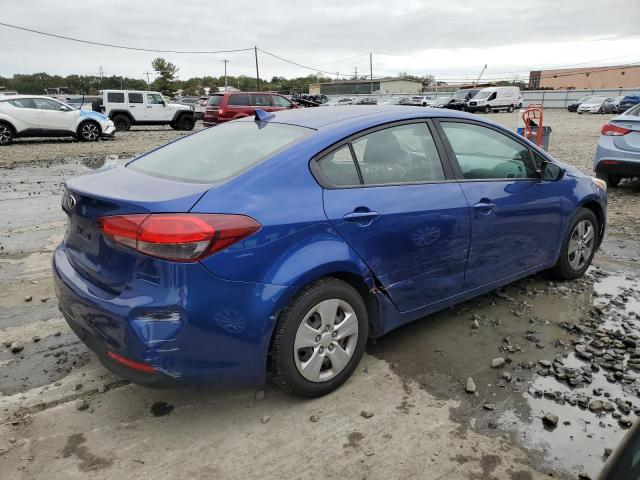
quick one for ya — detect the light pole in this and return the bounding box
[222,59,229,91]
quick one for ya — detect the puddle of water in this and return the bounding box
[370,266,640,479]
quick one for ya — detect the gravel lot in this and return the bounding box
[0,109,639,480]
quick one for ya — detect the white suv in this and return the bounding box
[0,95,115,146]
[101,90,195,131]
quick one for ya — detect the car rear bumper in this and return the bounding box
[53,244,294,388]
[594,137,640,176]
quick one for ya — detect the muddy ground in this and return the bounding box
[0,111,639,480]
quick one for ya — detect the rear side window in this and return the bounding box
[128,122,310,183]
[351,123,445,185]
[207,95,222,106]
[8,98,33,108]
[228,94,250,106]
[274,96,292,108]
[441,122,537,180]
[107,92,125,103]
[317,145,360,186]
[252,94,271,107]
[128,93,143,104]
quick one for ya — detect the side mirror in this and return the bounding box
[540,160,565,181]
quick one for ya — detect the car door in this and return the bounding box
[145,93,167,121]
[32,98,75,132]
[318,121,471,313]
[4,98,39,132]
[251,93,274,112]
[127,92,145,120]
[435,119,562,290]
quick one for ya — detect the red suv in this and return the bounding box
[203,92,296,126]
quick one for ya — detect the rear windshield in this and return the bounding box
[128,121,310,183]
[207,95,222,106]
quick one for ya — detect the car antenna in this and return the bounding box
[254,109,275,123]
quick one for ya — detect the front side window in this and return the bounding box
[32,98,63,111]
[128,93,143,104]
[316,145,360,186]
[228,94,250,106]
[107,92,125,103]
[351,123,445,185]
[128,122,310,183]
[441,122,537,180]
[273,96,292,108]
[147,93,164,105]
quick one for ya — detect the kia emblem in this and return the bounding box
[67,193,77,211]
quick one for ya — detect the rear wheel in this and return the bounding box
[78,121,101,142]
[0,123,14,146]
[113,114,131,132]
[177,115,195,131]
[271,278,368,397]
[596,172,622,187]
[553,208,598,280]
[507,105,514,113]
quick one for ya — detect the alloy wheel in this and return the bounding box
[81,123,99,141]
[294,299,359,383]
[0,125,11,145]
[568,219,595,270]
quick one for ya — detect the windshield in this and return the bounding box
[128,121,311,183]
[587,96,606,103]
[474,91,491,99]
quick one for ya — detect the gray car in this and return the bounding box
[593,103,640,186]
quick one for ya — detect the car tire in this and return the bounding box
[507,105,514,113]
[552,208,599,280]
[271,277,368,397]
[113,114,131,132]
[596,172,622,187]
[0,123,14,146]
[78,121,101,142]
[178,115,195,131]
[485,105,492,113]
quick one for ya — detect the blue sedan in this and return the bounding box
[53,106,607,397]
[594,103,640,187]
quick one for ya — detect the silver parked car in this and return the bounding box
[593,103,640,186]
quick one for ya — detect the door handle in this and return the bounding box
[472,200,496,215]
[147,106,153,108]
[343,210,379,222]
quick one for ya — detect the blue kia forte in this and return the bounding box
[53,106,607,397]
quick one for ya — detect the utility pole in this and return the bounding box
[369,52,373,94]
[143,71,152,86]
[354,66,358,80]
[254,46,261,91]
[222,59,229,90]
[474,64,487,88]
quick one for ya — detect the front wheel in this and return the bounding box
[553,208,598,280]
[484,105,492,113]
[507,105,514,113]
[271,278,368,397]
[112,114,131,132]
[78,121,101,142]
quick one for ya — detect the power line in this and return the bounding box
[257,48,352,78]
[0,21,253,54]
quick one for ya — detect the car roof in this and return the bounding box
[241,105,472,129]
[0,94,59,101]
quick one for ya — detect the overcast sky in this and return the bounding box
[1,0,639,83]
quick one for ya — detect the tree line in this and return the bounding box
[0,57,440,96]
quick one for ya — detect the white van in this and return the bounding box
[467,86,520,113]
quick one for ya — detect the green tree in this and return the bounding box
[151,57,179,95]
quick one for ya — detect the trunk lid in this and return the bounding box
[611,115,640,152]
[62,166,212,292]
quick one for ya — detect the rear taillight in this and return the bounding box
[218,107,226,117]
[98,214,260,262]
[601,123,631,136]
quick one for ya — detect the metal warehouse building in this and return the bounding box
[309,77,423,95]
[529,65,640,90]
